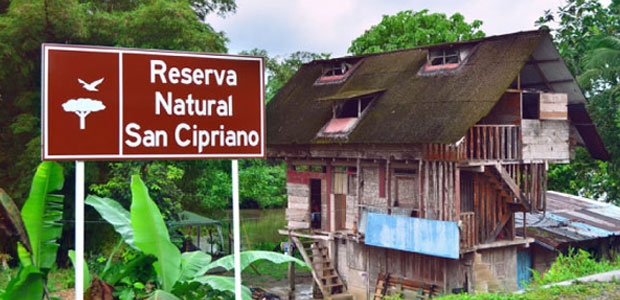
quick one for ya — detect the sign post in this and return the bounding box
[42,44,264,300]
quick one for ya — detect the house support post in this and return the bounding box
[328,233,336,270]
[386,157,391,214]
[288,233,295,291]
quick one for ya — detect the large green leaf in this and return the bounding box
[190,275,252,300]
[84,195,136,249]
[20,161,64,271]
[179,251,212,282]
[0,188,31,252]
[1,265,44,300]
[69,250,92,291]
[199,250,307,274]
[147,289,180,300]
[130,175,181,292]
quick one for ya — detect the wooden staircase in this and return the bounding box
[291,236,351,299]
[482,163,530,244]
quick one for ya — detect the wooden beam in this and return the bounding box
[491,164,530,212]
[485,211,512,244]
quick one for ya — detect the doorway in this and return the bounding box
[310,179,322,229]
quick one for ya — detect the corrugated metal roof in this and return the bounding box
[516,191,620,249]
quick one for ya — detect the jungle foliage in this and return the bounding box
[348,9,485,55]
[538,0,620,202]
[0,0,289,258]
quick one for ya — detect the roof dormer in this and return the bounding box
[422,44,475,73]
[315,58,362,85]
[315,89,384,139]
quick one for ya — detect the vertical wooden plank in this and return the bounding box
[455,163,460,219]
[475,127,481,160]
[431,161,437,219]
[500,127,505,159]
[424,161,430,219]
[485,178,491,241]
[468,128,474,159]
[447,162,453,221]
[507,126,513,159]
[489,126,498,159]
[480,176,485,243]
[419,160,425,218]
[439,161,445,220]
[495,126,503,159]
[482,127,487,159]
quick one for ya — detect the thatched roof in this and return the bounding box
[266,30,607,160]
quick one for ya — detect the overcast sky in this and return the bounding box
[206,0,575,58]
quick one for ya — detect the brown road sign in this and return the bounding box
[42,44,265,160]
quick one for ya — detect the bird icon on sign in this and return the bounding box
[78,78,104,92]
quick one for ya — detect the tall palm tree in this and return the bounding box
[578,35,620,95]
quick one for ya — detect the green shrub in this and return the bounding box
[533,248,620,285]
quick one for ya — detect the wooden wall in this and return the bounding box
[522,120,569,161]
[285,170,326,229]
[339,240,453,298]
[420,161,458,221]
[471,171,513,244]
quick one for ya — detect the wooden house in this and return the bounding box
[266,30,608,299]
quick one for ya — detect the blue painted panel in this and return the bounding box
[517,250,531,288]
[365,213,459,259]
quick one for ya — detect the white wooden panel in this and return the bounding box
[333,172,348,194]
[286,208,310,222]
[287,220,310,229]
[539,93,567,120]
[288,196,309,210]
[287,182,309,197]
[522,119,569,161]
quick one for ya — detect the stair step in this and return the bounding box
[326,293,353,300]
[324,282,344,289]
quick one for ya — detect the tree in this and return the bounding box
[0,0,233,202]
[0,0,237,268]
[62,98,106,130]
[348,9,485,55]
[537,0,620,202]
[0,162,65,300]
[241,49,330,102]
[536,0,620,75]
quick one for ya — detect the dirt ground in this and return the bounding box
[51,289,75,299]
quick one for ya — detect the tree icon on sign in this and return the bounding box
[62,98,106,130]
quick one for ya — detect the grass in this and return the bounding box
[0,266,75,293]
[242,256,311,286]
[438,281,620,300]
[436,248,620,300]
[531,248,620,285]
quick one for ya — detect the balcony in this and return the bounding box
[463,125,521,161]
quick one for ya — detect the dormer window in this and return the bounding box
[422,45,475,72]
[316,89,384,138]
[315,59,361,85]
[429,48,460,66]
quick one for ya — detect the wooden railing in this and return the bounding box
[459,212,476,250]
[462,125,521,161]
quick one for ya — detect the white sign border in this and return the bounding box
[42,44,266,161]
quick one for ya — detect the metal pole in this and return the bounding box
[232,160,242,299]
[75,161,85,300]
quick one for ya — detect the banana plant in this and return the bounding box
[0,161,65,300]
[86,175,306,300]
